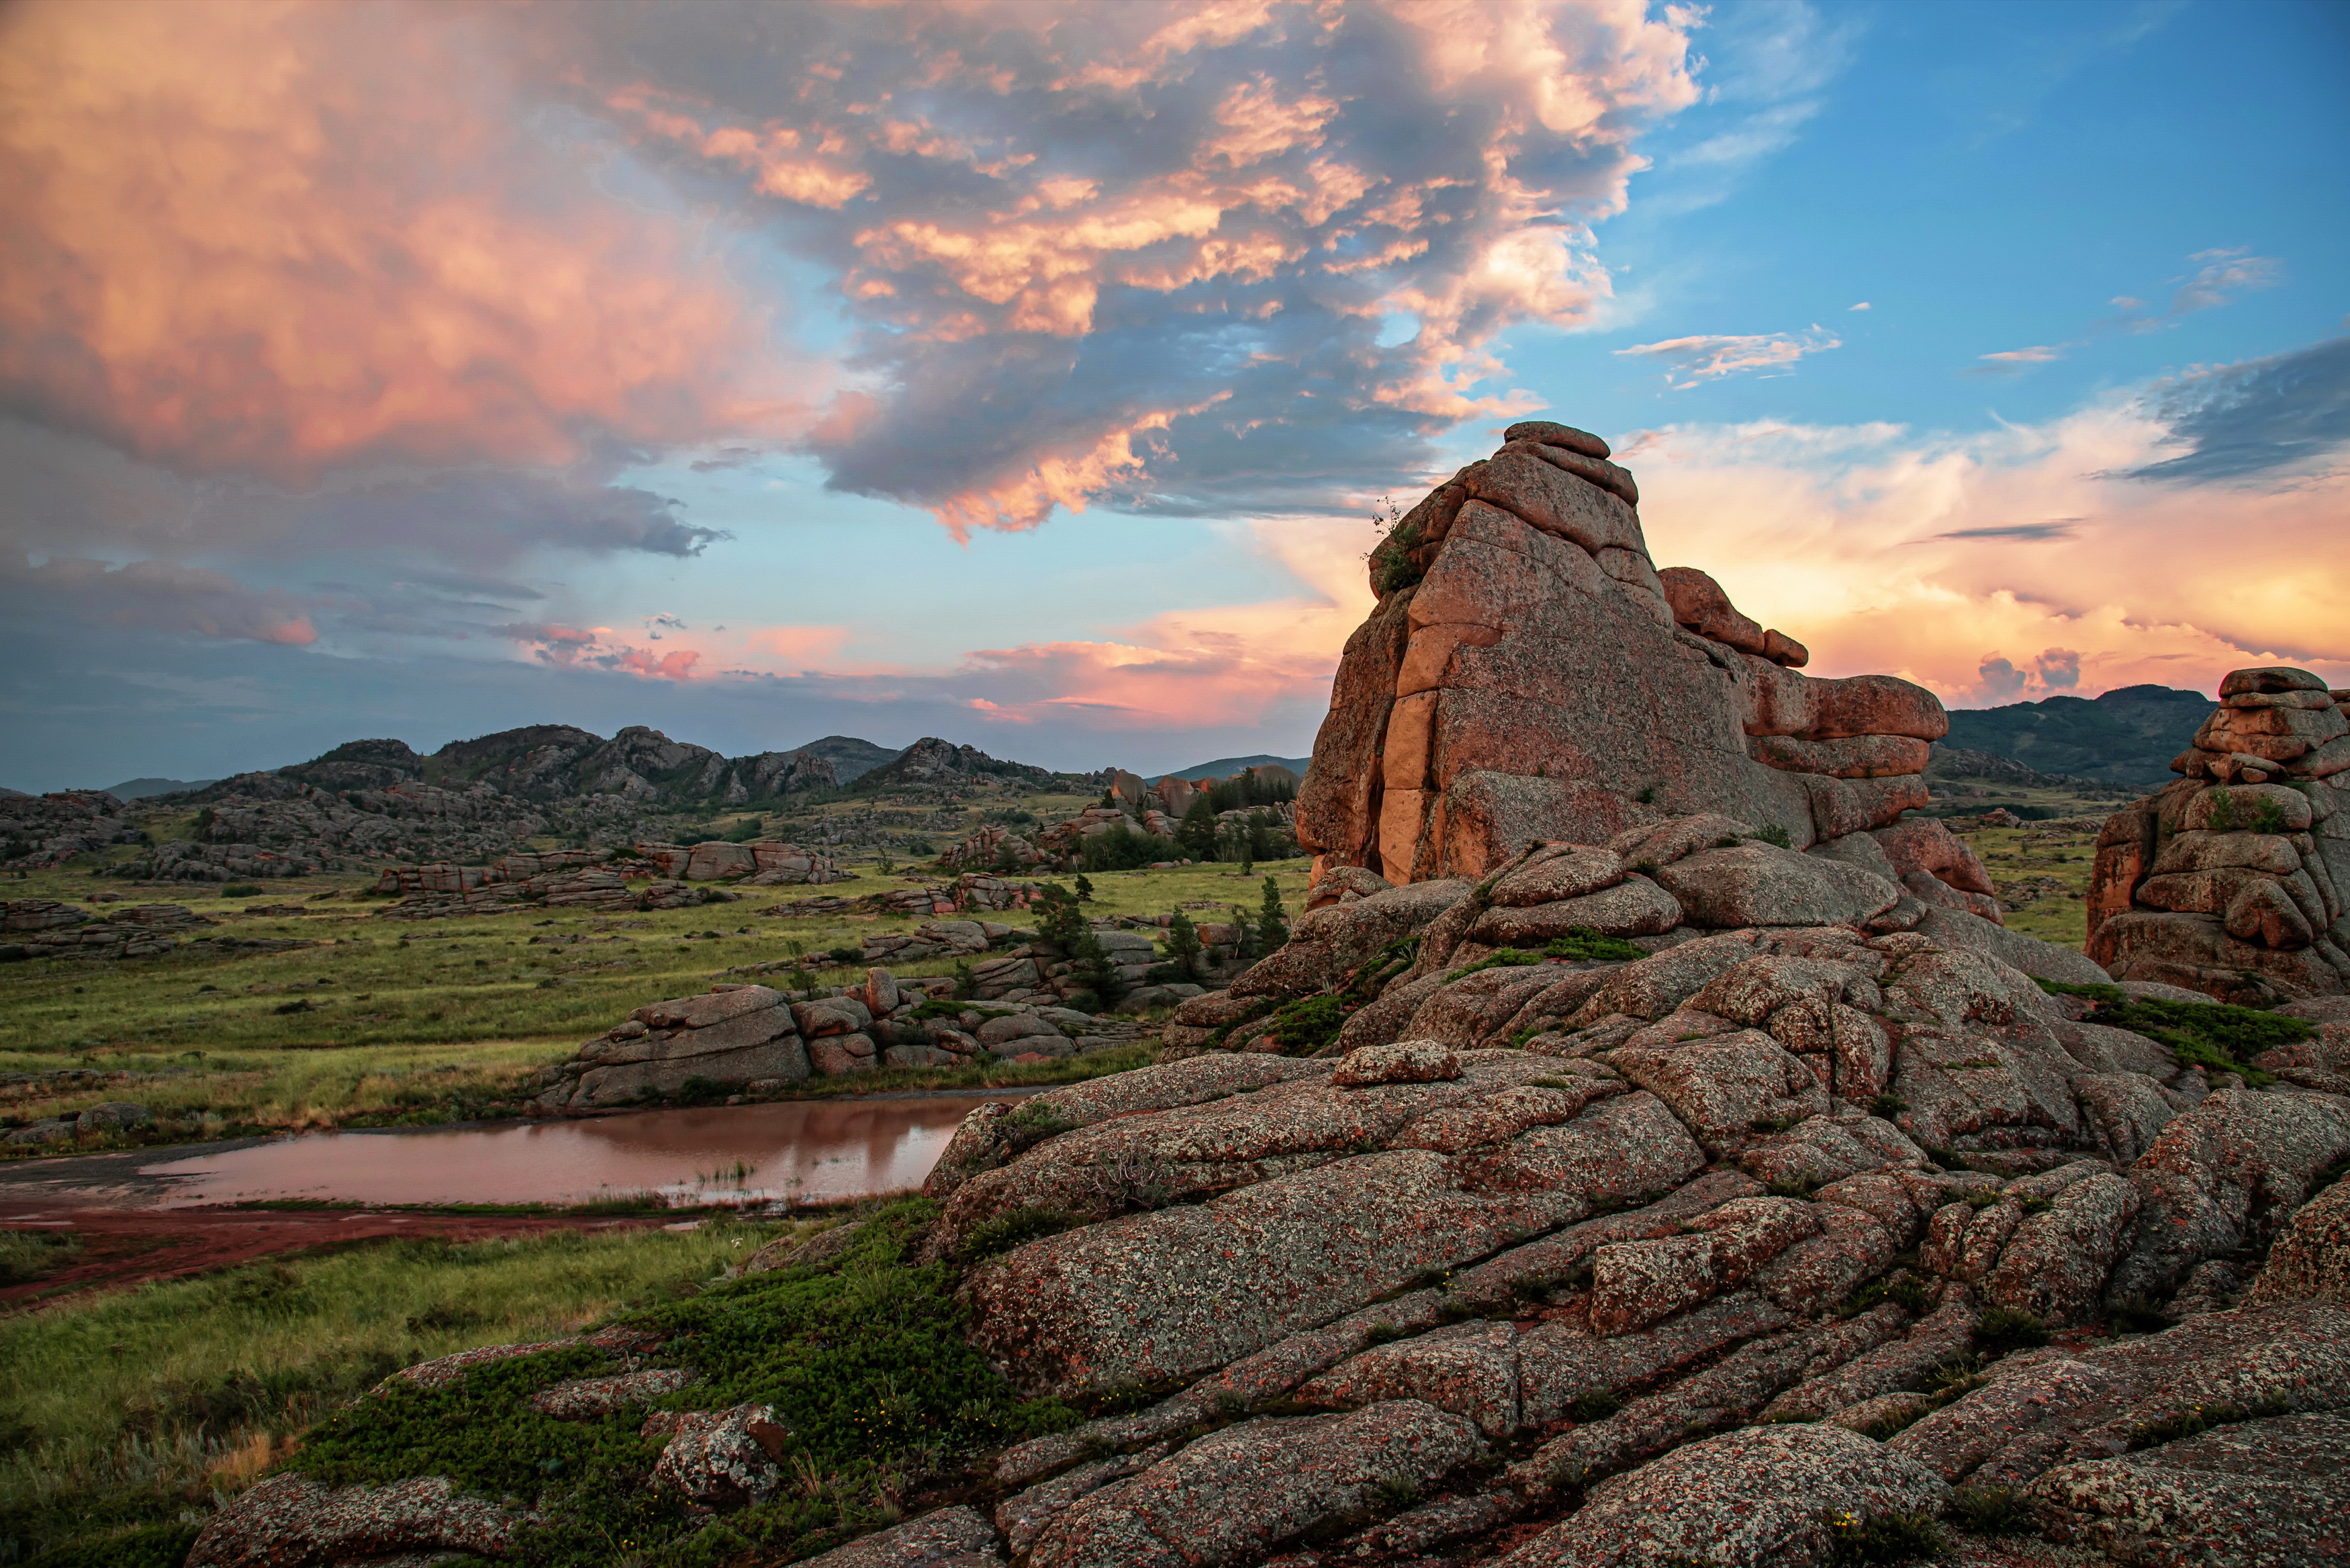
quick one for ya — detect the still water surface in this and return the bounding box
[140,1093,1030,1209]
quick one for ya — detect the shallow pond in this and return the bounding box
[140,1093,1031,1210]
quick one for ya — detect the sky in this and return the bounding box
[2,0,2345,793]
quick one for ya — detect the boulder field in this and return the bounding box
[187,422,2350,1567]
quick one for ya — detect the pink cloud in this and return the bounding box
[0,1,802,485]
[1622,400,2350,703]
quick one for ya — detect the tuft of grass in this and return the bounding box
[1569,1388,1622,1422]
[0,1230,86,1287]
[1949,1485,2032,1536]
[957,1206,1073,1261]
[1867,1094,1908,1120]
[1753,824,1793,850]
[1374,1474,1421,1509]
[2074,993,2309,1087]
[1828,1508,1947,1564]
[1541,928,1645,963]
[1971,1306,2051,1356]
[2104,1293,2170,1334]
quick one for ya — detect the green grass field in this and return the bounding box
[1,841,1312,1148]
[0,1218,784,1563]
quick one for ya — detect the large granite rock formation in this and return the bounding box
[1297,421,1953,886]
[2089,667,2350,1001]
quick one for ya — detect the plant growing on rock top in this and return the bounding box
[2079,993,2304,1085]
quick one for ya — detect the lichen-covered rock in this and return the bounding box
[2246,1176,2350,1307]
[797,1504,1004,1567]
[1494,1423,1948,1567]
[1025,1401,1482,1568]
[1984,1173,2143,1326]
[2028,1412,2350,1567]
[2107,1087,2350,1301]
[187,1472,535,1567]
[645,1402,792,1506]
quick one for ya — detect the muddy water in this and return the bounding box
[140,1093,1033,1210]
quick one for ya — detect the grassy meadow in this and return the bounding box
[1,833,1313,1150]
[0,1216,786,1563]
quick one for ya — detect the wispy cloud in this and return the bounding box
[1617,327,1841,389]
[2121,336,2350,484]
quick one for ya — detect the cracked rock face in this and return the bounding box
[1292,425,1972,901]
[2089,669,2350,1003]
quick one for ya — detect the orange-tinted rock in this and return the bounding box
[1297,420,1952,881]
[1503,418,1611,458]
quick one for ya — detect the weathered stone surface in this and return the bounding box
[1587,1196,1818,1334]
[1912,906,2110,986]
[1495,1423,1948,1568]
[1230,878,1470,999]
[187,1472,534,1567]
[1331,1039,1461,1086]
[2073,1072,2180,1165]
[2029,1412,2350,1567]
[1026,1402,1481,1568]
[526,1367,694,1420]
[800,1505,1004,1568]
[1890,1357,2120,1483]
[1760,1289,1977,1422]
[1653,844,1900,928]
[2245,1176,2350,1307]
[1489,845,1627,906]
[1608,1030,1829,1155]
[1984,1173,2143,1326]
[2108,1088,2350,1300]
[1469,877,1683,944]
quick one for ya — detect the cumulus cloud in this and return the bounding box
[0,556,317,646]
[1616,326,1840,389]
[0,0,800,485]
[571,0,1701,529]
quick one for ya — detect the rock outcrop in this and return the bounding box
[1297,421,1955,885]
[2089,667,2350,1001]
[0,898,212,961]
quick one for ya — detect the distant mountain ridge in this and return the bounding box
[1941,684,2214,786]
[103,777,220,799]
[183,725,840,810]
[783,735,904,784]
[1147,754,1313,785]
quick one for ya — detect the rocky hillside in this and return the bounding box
[252,725,839,807]
[183,416,2350,1568]
[856,736,1064,793]
[1945,685,2216,787]
[786,734,906,783]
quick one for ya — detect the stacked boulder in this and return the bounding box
[940,823,1046,870]
[0,898,212,961]
[2089,666,2350,1001]
[534,971,980,1107]
[635,840,843,885]
[1299,420,1950,886]
[371,852,729,920]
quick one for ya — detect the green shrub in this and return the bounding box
[1754,824,1793,849]
[1971,1306,2050,1355]
[1078,823,1165,873]
[219,883,264,898]
[2105,1293,2170,1334]
[2080,995,2306,1086]
[1266,994,1349,1055]
[1868,1093,1909,1119]
[1542,928,1644,961]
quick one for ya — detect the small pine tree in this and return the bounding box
[1074,873,1095,903]
[1176,795,1220,861]
[1257,875,1288,951]
[1166,909,1204,980]
[1035,883,1085,950]
[951,959,978,999]
[1231,902,1259,962]
[1074,926,1125,1006]
[1248,809,1274,864]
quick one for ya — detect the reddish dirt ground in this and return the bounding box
[1,1197,678,1310]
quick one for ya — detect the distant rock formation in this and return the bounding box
[0,790,145,870]
[276,726,839,806]
[858,736,1058,791]
[2089,666,2350,1001]
[1296,420,1959,892]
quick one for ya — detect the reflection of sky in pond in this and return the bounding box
[141,1095,1033,1208]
